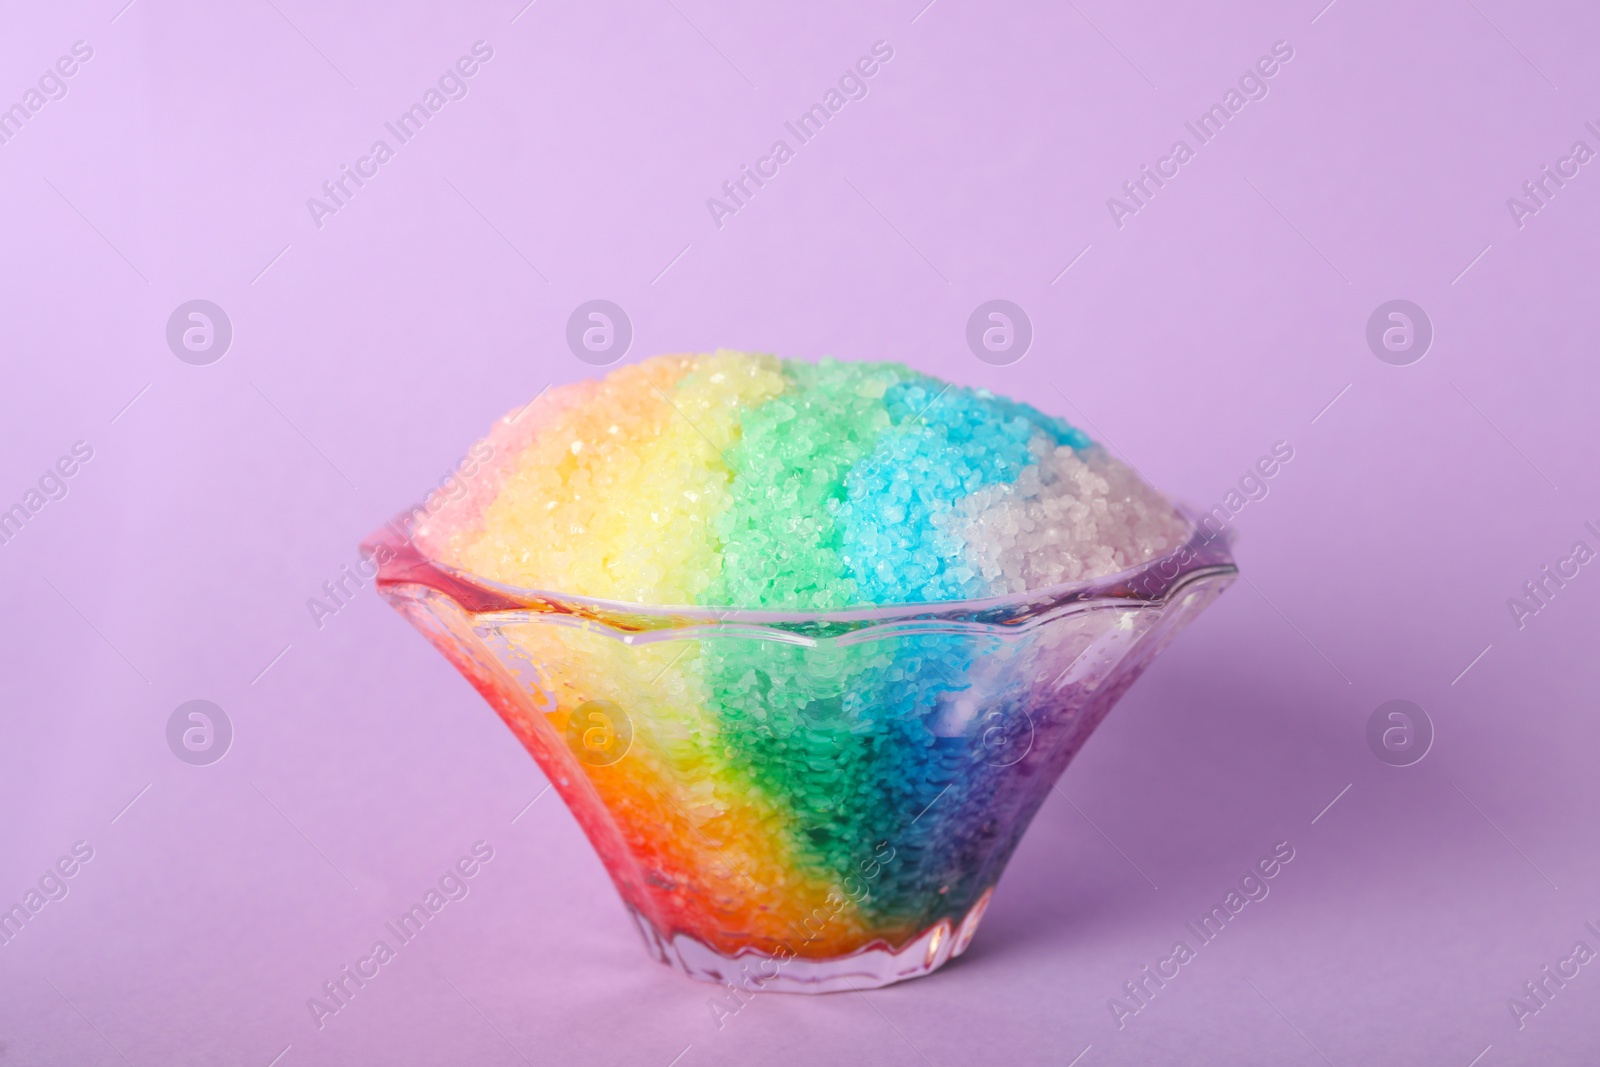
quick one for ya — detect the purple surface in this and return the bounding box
[2,1,1597,1064]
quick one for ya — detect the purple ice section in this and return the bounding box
[1,1,1598,1065]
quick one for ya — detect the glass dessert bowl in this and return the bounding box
[362,514,1235,993]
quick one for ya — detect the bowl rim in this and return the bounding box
[362,507,1238,635]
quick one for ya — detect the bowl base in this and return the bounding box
[628,889,994,994]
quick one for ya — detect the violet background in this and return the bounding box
[2,0,1598,1063]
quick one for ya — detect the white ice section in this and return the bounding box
[943,437,1190,595]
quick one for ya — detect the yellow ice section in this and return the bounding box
[456,351,786,604]
[495,619,873,956]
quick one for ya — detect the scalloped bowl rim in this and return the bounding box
[365,505,1238,642]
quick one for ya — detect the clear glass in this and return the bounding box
[363,518,1236,993]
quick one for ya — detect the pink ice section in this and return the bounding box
[412,380,598,562]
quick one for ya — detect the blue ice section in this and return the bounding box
[835,377,1092,604]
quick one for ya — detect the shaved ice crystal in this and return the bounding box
[414,351,1190,609]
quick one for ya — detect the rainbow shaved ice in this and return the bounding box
[383,351,1223,990]
[417,351,1186,607]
